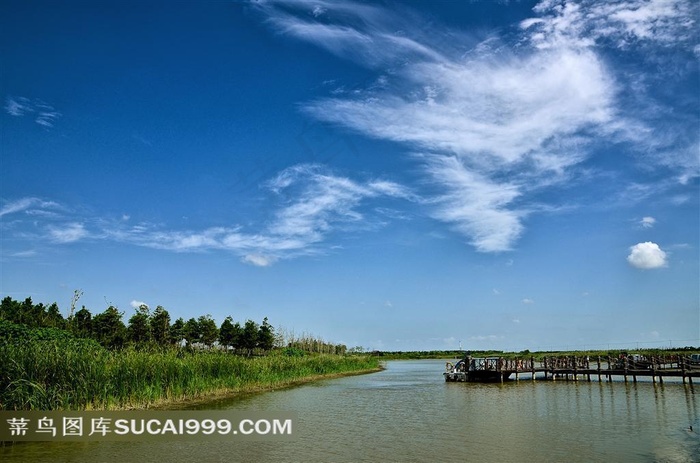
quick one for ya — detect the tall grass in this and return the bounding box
[0,340,379,411]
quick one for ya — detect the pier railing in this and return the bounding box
[449,354,700,383]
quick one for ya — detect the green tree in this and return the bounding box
[184,318,200,346]
[127,304,151,345]
[150,305,171,347]
[241,319,259,355]
[231,322,244,351]
[92,306,126,349]
[170,317,185,346]
[17,297,36,326]
[26,300,45,327]
[258,317,275,351]
[198,314,219,348]
[71,306,93,338]
[219,316,236,350]
[45,303,65,329]
[0,296,19,321]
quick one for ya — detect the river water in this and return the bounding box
[2,359,699,462]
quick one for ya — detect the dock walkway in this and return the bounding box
[444,354,700,383]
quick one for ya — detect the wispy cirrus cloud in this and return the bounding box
[0,197,61,217]
[254,0,446,68]
[523,0,698,50]
[4,96,62,128]
[48,223,88,243]
[422,155,524,252]
[1,166,414,266]
[251,0,698,253]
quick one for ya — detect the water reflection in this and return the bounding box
[2,360,698,462]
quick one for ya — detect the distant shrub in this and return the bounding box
[282,347,306,357]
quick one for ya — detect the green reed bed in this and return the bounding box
[0,340,379,411]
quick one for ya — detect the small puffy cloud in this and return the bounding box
[627,241,668,269]
[522,298,534,304]
[48,223,87,243]
[640,216,656,228]
[130,300,148,309]
[241,254,277,267]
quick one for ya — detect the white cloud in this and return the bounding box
[262,164,413,253]
[7,165,413,265]
[522,298,535,304]
[640,216,656,228]
[252,0,698,253]
[0,197,60,217]
[130,300,148,309]
[257,0,621,252]
[423,155,525,252]
[305,48,614,167]
[627,241,668,269]
[254,0,444,67]
[10,250,37,258]
[4,96,61,127]
[241,254,277,267]
[311,6,326,18]
[5,96,32,116]
[525,0,698,50]
[48,223,88,243]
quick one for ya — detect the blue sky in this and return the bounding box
[1,0,698,351]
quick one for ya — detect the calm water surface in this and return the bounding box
[2,359,699,462]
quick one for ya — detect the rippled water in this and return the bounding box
[2,359,699,462]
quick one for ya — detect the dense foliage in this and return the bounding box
[1,295,291,354]
[0,320,379,410]
[0,295,375,410]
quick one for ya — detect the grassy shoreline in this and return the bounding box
[158,366,384,410]
[0,339,381,411]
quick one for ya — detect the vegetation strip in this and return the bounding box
[0,327,380,411]
[0,295,377,411]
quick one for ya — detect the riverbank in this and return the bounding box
[159,365,384,410]
[0,338,381,411]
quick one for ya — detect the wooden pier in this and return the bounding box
[444,354,700,384]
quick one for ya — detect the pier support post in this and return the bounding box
[681,357,686,384]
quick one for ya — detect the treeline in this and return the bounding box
[0,295,374,410]
[0,295,346,355]
[0,318,378,410]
